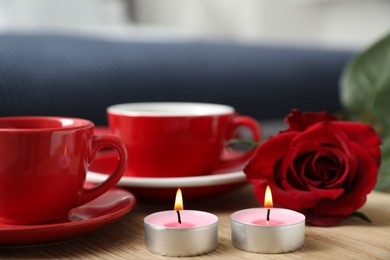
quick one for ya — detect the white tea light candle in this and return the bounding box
[231,186,305,253]
[144,189,218,256]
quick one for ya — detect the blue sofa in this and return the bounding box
[0,33,354,126]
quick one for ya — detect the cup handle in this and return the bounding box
[75,135,127,206]
[216,115,262,170]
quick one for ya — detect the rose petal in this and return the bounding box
[291,122,358,181]
[250,179,321,210]
[274,160,336,210]
[244,131,296,180]
[332,122,382,166]
[288,153,312,189]
[280,169,345,201]
[246,114,380,221]
[285,110,338,132]
[271,122,361,210]
[313,142,379,215]
[301,209,349,226]
[293,122,354,154]
[311,152,340,184]
[312,152,348,189]
[289,141,352,189]
[306,185,344,199]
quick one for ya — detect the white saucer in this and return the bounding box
[87,170,245,188]
[87,170,246,201]
[86,150,248,200]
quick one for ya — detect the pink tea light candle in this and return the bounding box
[231,186,305,253]
[144,189,218,256]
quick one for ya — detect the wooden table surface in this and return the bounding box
[1,185,389,259]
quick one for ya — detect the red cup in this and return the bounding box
[0,116,127,225]
[107,102,261,178]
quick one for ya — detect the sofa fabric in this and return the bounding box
[0,34,355,125]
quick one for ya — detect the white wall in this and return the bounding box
[0,0,129,30]
[133,0,390,48]
[0,0,389,49]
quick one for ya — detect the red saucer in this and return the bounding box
[0,187,136,246]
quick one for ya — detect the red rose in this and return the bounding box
[244,110,382,226]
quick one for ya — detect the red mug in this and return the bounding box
[107,102,261,177]
[0,116,127,225]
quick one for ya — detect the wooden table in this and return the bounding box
[1,185,389,259]
[0,185,390,260]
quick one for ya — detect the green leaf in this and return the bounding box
[340,32,390,191]
[380,134,390,158]
[227,138,261,150]
[376,170,390,191]
[340,32,390,130]
[376,135,390,191]
[372,73,390,128]
[351,211,372,223]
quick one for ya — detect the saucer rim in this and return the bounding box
[87,170,246,188]
[0,188,136,231]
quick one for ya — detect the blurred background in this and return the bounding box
[0,0,389,49]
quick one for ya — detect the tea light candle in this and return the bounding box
[231,186,305,253]
[144,189,218,256]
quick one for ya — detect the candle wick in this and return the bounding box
[176,210,182,224]
[266,208,271,221]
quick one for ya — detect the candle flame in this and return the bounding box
[174,188,183,210]
[264,185,273,208]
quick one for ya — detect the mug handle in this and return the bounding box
[216,115,262,170]
[75,134,127,206]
